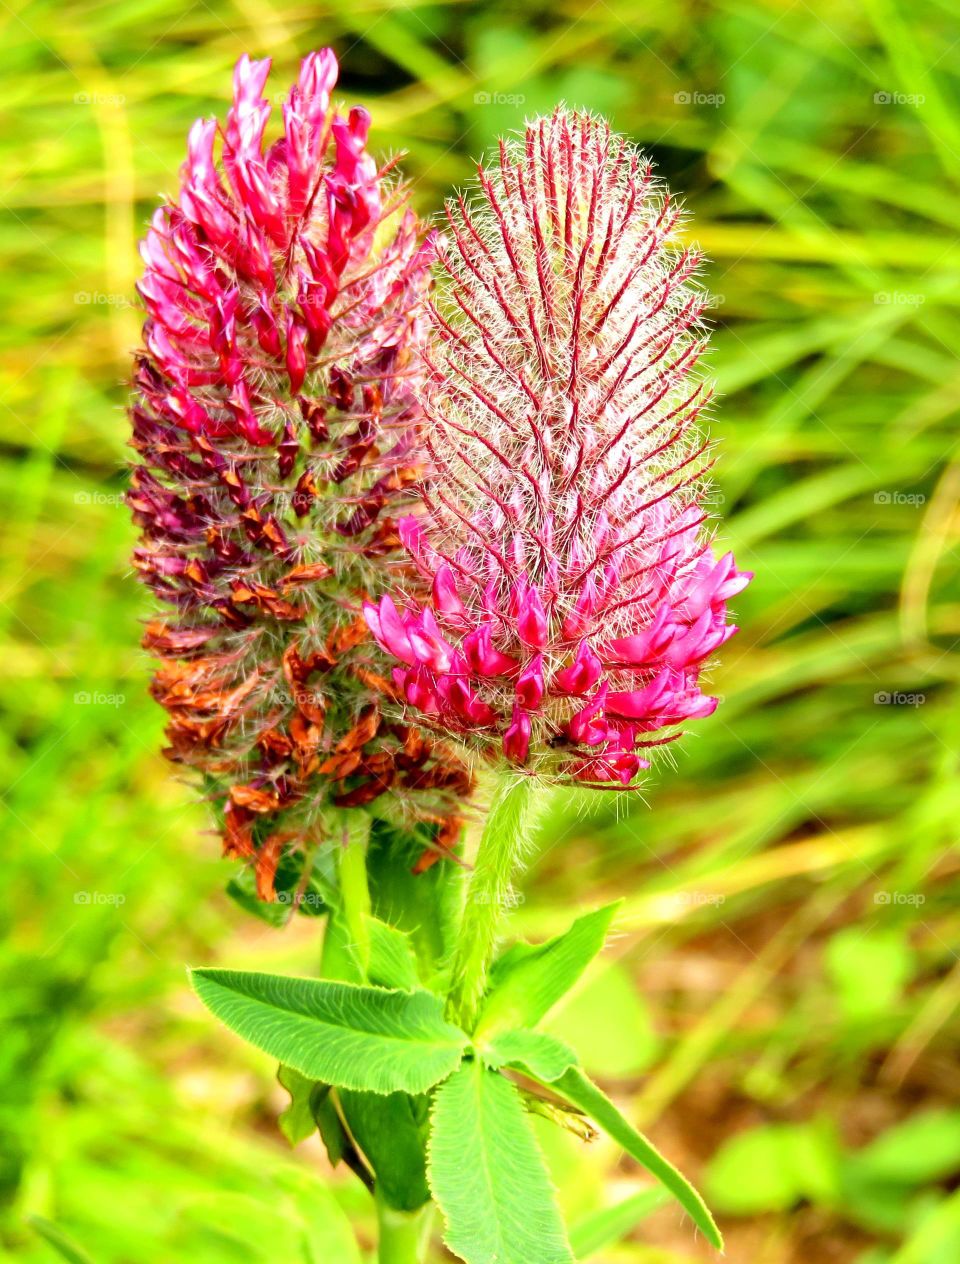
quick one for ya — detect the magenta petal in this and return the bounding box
[285,314,307,394]
[720,569,753,600]
[463,624,518,676]
[363,602,385,643]
[398,515,440,575]
[442,676,497,727]
[567,685,609,746]
[432,565,467,618]
[561,577,599,639]
[403,664,440,714]
[515,654,545,710]
[231,55,272,118]
[606,669,677,719]
[663,606,713,668]
[606,753,643,784]
[604,605,675,666]
[553,641,602,694]
[677,691,718,721]
[515,584,549,649]
[503,706,531,764]
[283,50,338,212]
[367,595,416,665]
[407,608,454,671]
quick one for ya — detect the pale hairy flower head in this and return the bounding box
[366,108,751,786]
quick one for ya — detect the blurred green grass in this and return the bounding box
[2,0,959,1260]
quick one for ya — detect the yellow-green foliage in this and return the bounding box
[2,0,959,1259]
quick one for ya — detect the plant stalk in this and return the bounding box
[446,771,540,1031]
[376,1194,434,1264]
[336,810,372,976]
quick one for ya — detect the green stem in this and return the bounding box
[376,1193,434,1264]
[336,810,372,976]
[446,772,540,1031]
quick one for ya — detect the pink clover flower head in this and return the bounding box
[128,52,471,885]
[365,108,751,787]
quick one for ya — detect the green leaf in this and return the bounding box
[428,1060,574,1264]
[887,1187,960,1264]
[190,969,468,1095]
[705,1122,840,1215]
[851,1110,960,1186]
[475,902,620,1037]
[273,1170,364,1264]
[544,961,659,1078]
[825,927,914,1021]
[175,1179,363,1264]
[319,908,421,990]
[225,873,293,928]
[277,1065,321,1146]
[308,1085,375,1194]
[26,1217,94,1264]
[366,917,421,991]
[549,1067,723,1250]
[314,1087,349,1167]
[367,819,465,973]
[225,857,326,926]
[339,1088,430,1211]
[483,1029,579,1082]
[839,1167,915,1236]
[569,1189,670,1258]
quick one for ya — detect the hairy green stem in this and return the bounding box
[336,810,372,976]
[446,772,540,1031]
[376,1193,434,1264]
